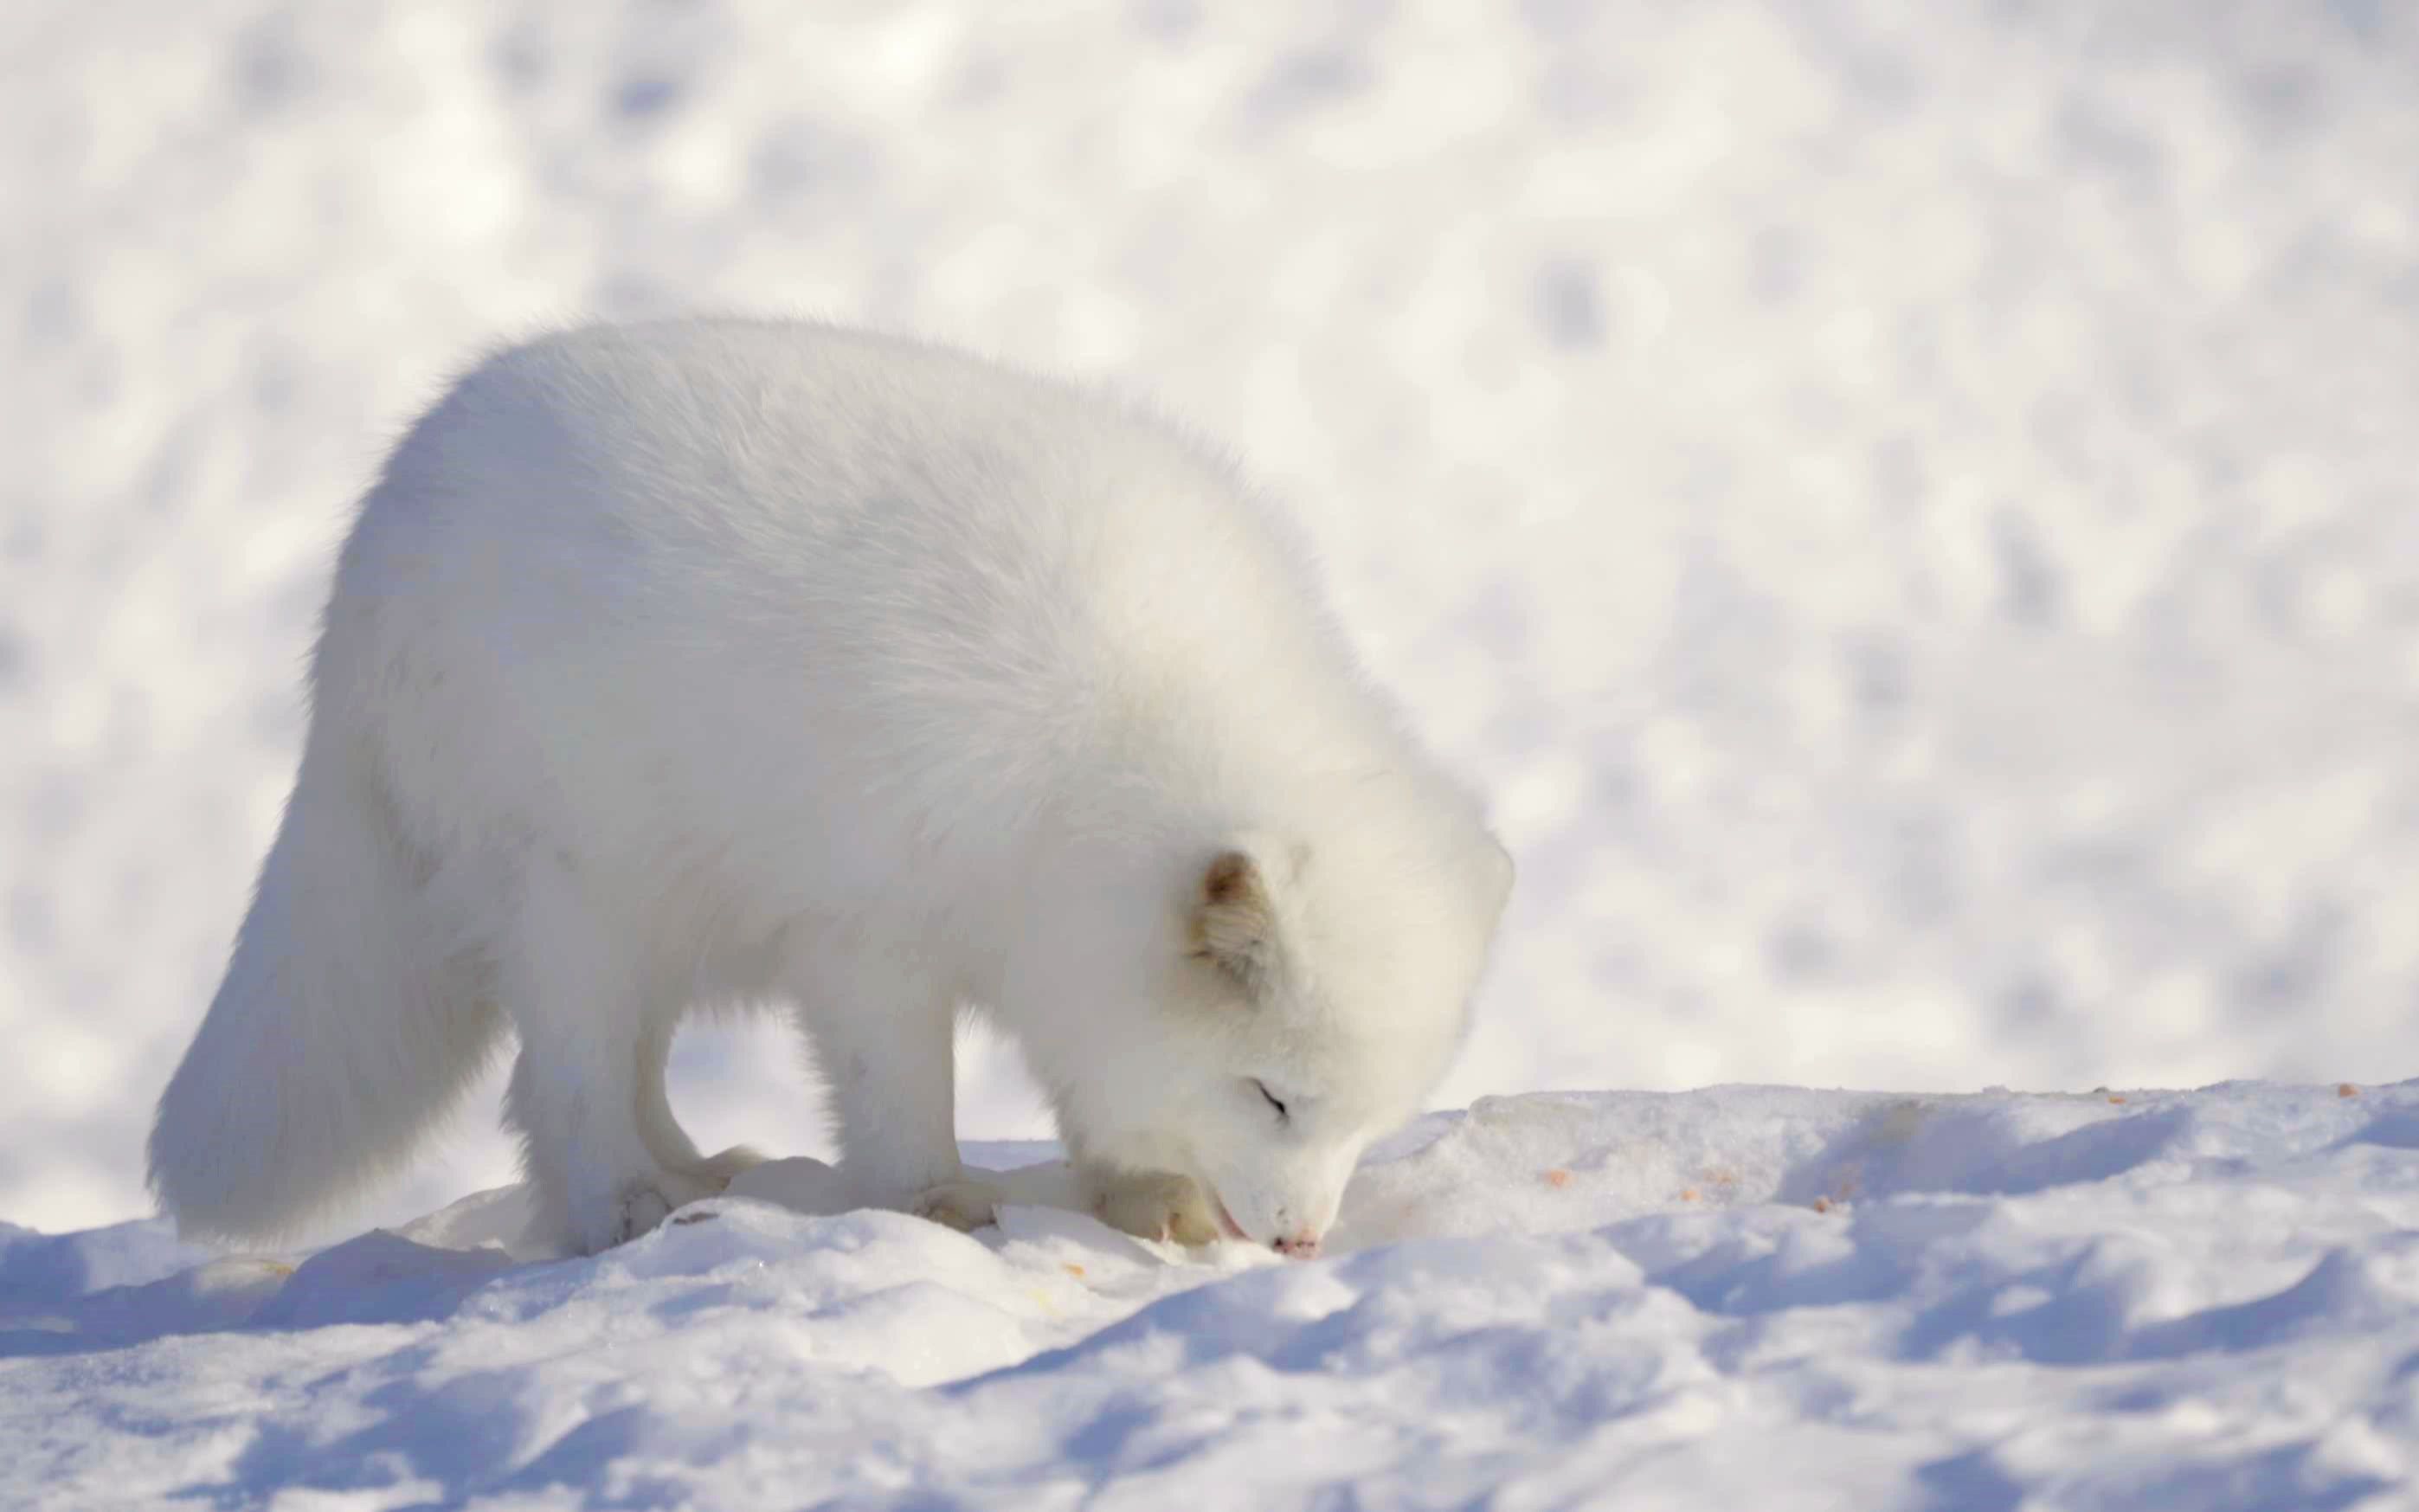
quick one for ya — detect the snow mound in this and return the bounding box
[7,1083,2416,1507]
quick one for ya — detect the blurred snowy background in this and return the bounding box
[3,0,2415,1238]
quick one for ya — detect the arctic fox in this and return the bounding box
[149,318,1512,1258]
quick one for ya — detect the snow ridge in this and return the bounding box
[6,1083,2415,1509]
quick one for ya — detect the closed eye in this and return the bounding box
[1252,1078,1290,1122]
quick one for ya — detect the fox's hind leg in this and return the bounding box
[498,866,717,1254]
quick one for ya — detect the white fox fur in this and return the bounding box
[149,318,1512,1258]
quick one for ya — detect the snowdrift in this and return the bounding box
[7,1082,2416,1508]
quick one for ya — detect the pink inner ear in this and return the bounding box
[1204,850,1256,905]
[1194,849,1275,987]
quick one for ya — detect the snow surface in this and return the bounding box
[8,1083,2419,1508]
[7,0,2419,1240]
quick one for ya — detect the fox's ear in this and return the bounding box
[1193,845,1278,987]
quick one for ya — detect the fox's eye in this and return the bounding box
[1253,1078,1290,1121]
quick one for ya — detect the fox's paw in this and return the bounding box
[612,1182,679,1245]
[1086,1168,1221,1247]
[910,1175,1004,1234]
[573,1168,729,1252]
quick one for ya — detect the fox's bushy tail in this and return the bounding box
[148,741,503,1242]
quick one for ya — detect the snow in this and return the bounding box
[9,1083,2419,1507]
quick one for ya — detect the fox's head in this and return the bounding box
[1046,814,1512,1258]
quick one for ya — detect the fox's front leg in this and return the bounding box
[791,959,1003,1232]
[1080,1164,1223,1246]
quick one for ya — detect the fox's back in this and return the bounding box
[318,320,1377,921]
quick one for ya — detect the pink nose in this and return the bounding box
[1272,1231,1322,1259]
